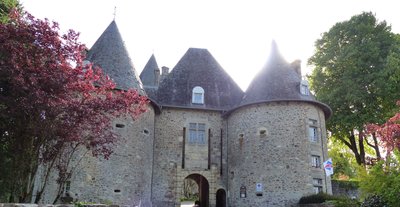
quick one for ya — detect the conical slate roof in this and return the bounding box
[86,21,145,94]
[157,48,244,110]
[140,54,160,87]
[240,42,331,117]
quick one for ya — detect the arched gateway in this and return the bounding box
[183,174,209,207]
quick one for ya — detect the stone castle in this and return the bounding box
[34,21,332,207]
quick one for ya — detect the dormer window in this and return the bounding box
[300,80,310,95]
[192,86,204,104]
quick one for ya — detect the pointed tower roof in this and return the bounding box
[139,54,160,100]
[140,54,160,87]
[157,48,243,110]
[238,41,331,117]
[86,21,145,94]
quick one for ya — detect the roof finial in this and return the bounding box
[113,6,117,21]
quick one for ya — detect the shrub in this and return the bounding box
[326,198,360,207]
[358,158,400,207]
[298,193,335,204]
[360,194,388,207]
[299,193,360,206]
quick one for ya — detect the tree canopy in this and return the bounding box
[0,11,148,202]
[366,101,400,156]
[308,12,400,165]
[0,0,19,23]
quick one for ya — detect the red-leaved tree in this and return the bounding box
[0,11,148,202]
[366,101,400,159]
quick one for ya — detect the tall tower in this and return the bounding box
[226,42,332,206]
[35,21,156,206]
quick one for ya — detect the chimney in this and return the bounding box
[291,59,301,78]
[162,66,169,75]
[160,66,169,83]
[154,68,160,86]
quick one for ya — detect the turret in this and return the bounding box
[226,42,332,206]
[47,21,155,206]
[140,54,160,87]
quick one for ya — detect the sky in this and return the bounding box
[20,0,400,90]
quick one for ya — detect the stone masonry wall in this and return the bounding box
[34,106,155,206]
[151,107,226,207]
[227,101,331,207]
[331,180,359,199]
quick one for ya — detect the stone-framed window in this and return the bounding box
[309,119,318,142]
[313,178,323,193]
[189,123,206,144]
[192,86,205,104]
[311,155,321,168]
[300,80,310,95]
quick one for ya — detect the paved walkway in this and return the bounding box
[180,201,195,207]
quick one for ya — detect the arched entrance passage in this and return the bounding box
[216,189,226,207]
[183,174,209,207]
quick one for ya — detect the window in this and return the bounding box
[192,86,205,104]
[239,133,244,150]
[313,178,323,194]
[189,123,206,144]
[309,126,318,142]
[115,123,125,128]
[259,127,267,138]
[309,119,318,142]
[300,80,310,95]
[311,155,321,168]
[62,180,71,195]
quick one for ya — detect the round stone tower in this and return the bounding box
[34,21,156,206]
[76,20,155,206]
[226,42,332,206]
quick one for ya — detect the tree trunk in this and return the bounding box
[342,131,366,165]
[358,132,366,165]
[372,133,381,159]
[34,159,56,203]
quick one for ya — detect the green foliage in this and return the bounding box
[298,194,326,204]
[325,198,361,207]
[180,197,198,202]
[180,191,199,202]
[360,194,388,207]
[299,193,359,206]
[298,193,336,204]
[73,201,96,207]
[100,199,113,205]
[0,0,19,23]
[333,180,359,190]
[308,12,400,165]
[328,140,358,179]
[358,155,400,207]
[0,1,19,200]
